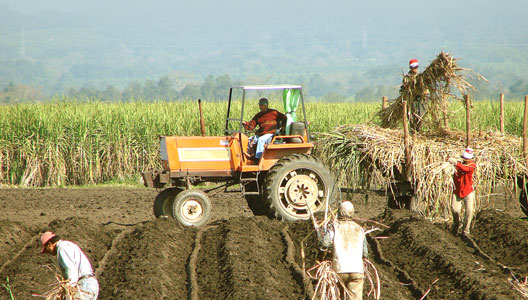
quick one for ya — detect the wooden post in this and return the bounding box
[465,94,471,147]
[441,95,449,129]
[402,100,417,211]
[198,99,206,137]
[402,101,411,179]
[443,110,449,129]
[382,96,388,110]
[523,95,528,168]
[500,93,505,134]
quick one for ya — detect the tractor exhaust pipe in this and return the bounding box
[198,99,206,137]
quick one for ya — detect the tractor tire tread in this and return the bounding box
[263,154,336,222]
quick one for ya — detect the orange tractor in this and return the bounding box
[142,85,336,226]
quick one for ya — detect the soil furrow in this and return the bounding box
[97,218,194,300]
[188,225,216,300]
[94,227,134,278]
[367,235,423,299]
[281,224,314,299]
[472,209,528,274]
[223,217,304,300]
[0,234,37,275]
[379,210,517,300]
[196,221,235,300]
[0,220,35,272]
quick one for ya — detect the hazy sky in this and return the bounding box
[2,0,524,22]
[1,0,526,94]
[3,0,526,43]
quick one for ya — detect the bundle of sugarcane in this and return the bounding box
[307,259,380,300]
[378,51,482,129]
[308,260,348,300]
[510,274,528,299]
[35,266,80,300]
[317,124,528,218]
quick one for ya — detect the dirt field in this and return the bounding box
[0,187,527,299]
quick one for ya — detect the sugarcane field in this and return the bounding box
[2,1,528,299]
[1,48,528,300]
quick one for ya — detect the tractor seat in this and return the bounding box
[285,122,305,143]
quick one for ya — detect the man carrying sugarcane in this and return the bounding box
[448,148,477,236]
[400,58,429,132]
[242,97,287,160]
[319,201,368,300]
[40,231,99,300]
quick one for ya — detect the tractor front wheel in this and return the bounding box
[263,154,336,221]
[172,190,212,227]
[153,187,183,218]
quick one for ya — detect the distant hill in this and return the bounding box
[0,0,527,101]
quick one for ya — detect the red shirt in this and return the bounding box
[453,160,476,198]
[245,109,287,135]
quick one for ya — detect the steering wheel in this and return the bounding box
[242,122,255,135]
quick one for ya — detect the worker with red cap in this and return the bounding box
[449,148,477,236]
[40,231,99,300]
[400,58,429,131]
[408,59,419,74]
[401,59,420,89]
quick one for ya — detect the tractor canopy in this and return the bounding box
[224,85,309,138]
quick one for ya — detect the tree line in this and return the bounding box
[2,74,527,104]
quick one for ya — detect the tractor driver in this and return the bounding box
[242,97,287,160]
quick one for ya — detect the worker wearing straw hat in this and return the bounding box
[320,201,367,300]
[449,148,477,236]
[40,231,99,300]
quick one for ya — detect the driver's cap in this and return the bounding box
[259,98,269,105]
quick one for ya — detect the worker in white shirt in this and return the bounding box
[40,231,99,300]
[320,201,367,300]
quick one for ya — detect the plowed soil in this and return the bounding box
[0,187,526,299]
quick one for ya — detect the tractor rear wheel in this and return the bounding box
[263,154,336,221]
[153,187,183,218]
[172,190,212,227]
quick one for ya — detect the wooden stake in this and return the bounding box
[443,109,449,129]
[441,95,449,129]
[198,99,206,137]
[465,94,471,147]
[382,96,388,110]
[500,93,504,134]
[402,101,417,211]
[523,95,528,168]
[402,101,411,180]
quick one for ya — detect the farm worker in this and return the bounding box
[40,231,99,300]
[242,97,287,160]
[401,58,429,132]
[448,148,477,236]
[400,59,420,93]
[320,201,367,300]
